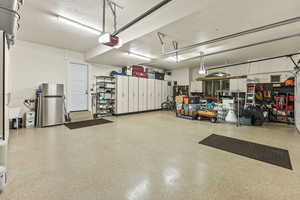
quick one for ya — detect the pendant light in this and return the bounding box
[198,51,207,75]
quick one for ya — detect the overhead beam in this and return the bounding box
[208,52,300,71]
[163,16,300,57]
[183,33,300,62]
[143,33,300,66]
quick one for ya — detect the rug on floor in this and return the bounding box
[65,119,113,130]
[199,134,293,170]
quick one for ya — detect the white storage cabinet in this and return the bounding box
[116,76,129,114]
[155,80,162,109]
[128,77,139,113]
[138,78,148,111]
[147,79,156,110]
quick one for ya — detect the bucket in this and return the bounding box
[0,166,7,190]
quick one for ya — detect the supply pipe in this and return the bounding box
[112,0,173,36]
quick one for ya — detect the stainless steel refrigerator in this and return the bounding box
[38,84,64,127]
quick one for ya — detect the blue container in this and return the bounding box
[111,71,125,76]
[189,104,200,111]
[183,104,189,111]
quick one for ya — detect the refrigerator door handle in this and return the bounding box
[5,93,11,106]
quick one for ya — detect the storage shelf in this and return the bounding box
[92,76,116,116]
[96,76,116,78]
[96,82,116,84]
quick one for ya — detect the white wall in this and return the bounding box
[170,67,190,85]
[9,40,120,115]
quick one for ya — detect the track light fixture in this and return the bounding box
[198,52,207,75]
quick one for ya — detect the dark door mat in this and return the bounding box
[64,119,113,130]
[199,134,293,170]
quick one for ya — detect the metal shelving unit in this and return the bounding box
[92,76,116,118]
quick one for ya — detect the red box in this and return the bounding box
[133,71,148,78]
[131,65,144,73]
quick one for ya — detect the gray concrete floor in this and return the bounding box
[1,111,300,200]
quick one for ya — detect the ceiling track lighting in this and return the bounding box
[198,52,207,75]
[57,15,101,35]
[128,52,152,61]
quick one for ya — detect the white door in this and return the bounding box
[155,80,162,109]
[139,78,147,111]
[129,77,139,113]
[69,63,88,112]
[147,79,155,110]
[116,76,129,114]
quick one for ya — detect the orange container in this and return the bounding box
[183,97,189,104]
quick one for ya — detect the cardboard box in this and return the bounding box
[175,96,184,103]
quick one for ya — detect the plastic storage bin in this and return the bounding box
[148,72,155,79]
[155,72,165,80]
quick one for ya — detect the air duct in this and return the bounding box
[0,0,23,45]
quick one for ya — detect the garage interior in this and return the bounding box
[1,0,300,199]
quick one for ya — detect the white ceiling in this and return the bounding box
[17,0,300,69]
[89,0,300,69]
[17,0,163,52]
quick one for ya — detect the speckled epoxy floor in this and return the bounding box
[1,111,300,200]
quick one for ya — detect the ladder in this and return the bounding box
[245,80,256,108]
